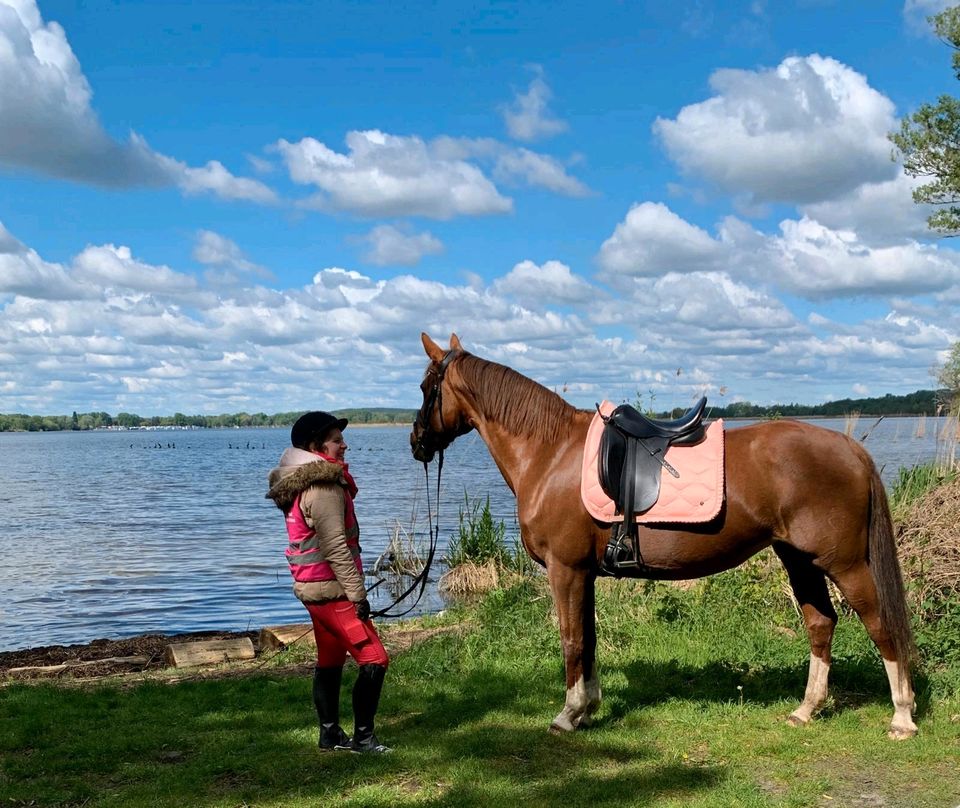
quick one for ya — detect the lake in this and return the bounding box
[0,415,955,652]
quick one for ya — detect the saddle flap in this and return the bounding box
[600,424,671,520]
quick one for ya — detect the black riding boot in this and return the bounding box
[351,663,392,753]
[312,666,352,751]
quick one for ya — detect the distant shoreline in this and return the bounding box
[0,421,415,434]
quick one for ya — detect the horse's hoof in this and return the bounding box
[887,726,917,741]
[549,721,571,735]
[786,713,808,727]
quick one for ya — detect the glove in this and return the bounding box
[355,598,371,622]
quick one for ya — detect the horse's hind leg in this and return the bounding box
[829,562,917,739]
[546,561,601,733]
[773,543,838,726]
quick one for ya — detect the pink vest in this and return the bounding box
[285,486,362,583]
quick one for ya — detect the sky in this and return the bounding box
[1,0,959,417]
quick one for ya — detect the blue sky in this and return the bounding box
[1,0,958,416]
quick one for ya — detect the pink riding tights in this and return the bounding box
[304,600,389,667]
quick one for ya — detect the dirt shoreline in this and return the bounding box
[0,622,460,682]
[0,629,261,680]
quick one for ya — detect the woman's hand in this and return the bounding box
[355,598,371,622]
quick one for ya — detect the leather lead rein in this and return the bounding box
[370,350,455,619]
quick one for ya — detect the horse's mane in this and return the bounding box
[454,352,580,443]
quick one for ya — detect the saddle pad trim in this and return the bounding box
[581,401,725,524]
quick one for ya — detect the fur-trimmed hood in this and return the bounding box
[265,447,346,511]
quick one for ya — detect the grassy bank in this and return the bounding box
[2,569,959,808]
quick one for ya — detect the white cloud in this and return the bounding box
[650,271,796,331]
[192,230,271,283]
[765,217,960,298]
[654,55,897,205]
[359,225,443,267]
[0,221,956,416]
[491,148,590,197]
[596,202,726,279]
[72,244,200,296]
[501,66,568,142]
[0,220,94,300]
[799,171,935,245]
[432,135,590,197]
[596,202,960,301]
[277,130,513,219]
[493,260,596,308]
[180,161,277,204]
[0,0,275,202]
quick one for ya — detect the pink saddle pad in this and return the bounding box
[580,401,725,524]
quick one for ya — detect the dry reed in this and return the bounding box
[895,474,960,610]
[439,559,532,596]
[936,414,959,473]
[372,519,425,576]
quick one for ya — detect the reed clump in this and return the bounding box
[372,519,426,577]
[884,459,960,673]
[440,492,537,596]
[894,472,960,609]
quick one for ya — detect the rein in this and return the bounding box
[369,349,458,619]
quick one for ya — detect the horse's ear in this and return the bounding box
[421,332,445,363]
[449,333,463,351]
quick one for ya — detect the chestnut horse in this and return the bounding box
[410,333,917,739]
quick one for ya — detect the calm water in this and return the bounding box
[0,416,954,652]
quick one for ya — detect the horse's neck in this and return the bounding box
[459,379,583,497]
[471,419,528,495]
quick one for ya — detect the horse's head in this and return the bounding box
[410,332,474,462]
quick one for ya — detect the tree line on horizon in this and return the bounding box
[0,390,953,432]
[0,407,419,433]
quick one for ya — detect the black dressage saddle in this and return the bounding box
[597,396,708,574]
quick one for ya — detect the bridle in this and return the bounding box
[370,348,458,619]
[413,348,459,458]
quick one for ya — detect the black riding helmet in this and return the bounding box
[290,411,349,450]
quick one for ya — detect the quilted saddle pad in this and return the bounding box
[580,400,725,524]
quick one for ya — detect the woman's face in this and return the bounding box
[319,428,348,461]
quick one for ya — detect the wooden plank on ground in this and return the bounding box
[259,623,315,651]
[164,638,255,668]
[7,663,69,676]
[6,656,151,676]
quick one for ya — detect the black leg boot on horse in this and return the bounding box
[351,663,392,753]
[312,666,352,751]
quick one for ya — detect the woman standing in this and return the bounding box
[266,411,391,754]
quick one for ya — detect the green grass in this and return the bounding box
[2,573,959,808]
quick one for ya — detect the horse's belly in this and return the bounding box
[625,524,773,580]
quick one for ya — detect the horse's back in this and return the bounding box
[725,418,873,480]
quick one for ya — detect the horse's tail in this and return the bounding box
[867,464,916,670]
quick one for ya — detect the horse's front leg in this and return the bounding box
[546,560,601,733]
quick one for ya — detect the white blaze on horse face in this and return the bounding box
[883,658,917,739]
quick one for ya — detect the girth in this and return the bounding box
[597,397,707,575]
